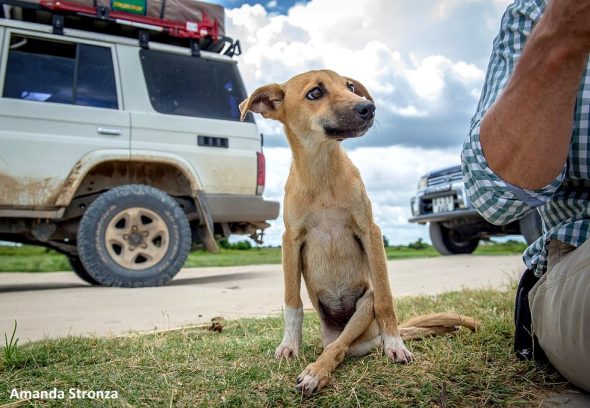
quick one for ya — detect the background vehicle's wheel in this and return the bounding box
[429,222,480,255]
[77,184,191,287]
[519,211,543,245]
[67,255,100,285]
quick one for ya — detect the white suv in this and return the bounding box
[0,16,279,286]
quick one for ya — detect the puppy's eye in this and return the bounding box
[306,87,324,100]
[347,82,355,93]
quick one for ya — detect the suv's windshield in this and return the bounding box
[140,49,253,123]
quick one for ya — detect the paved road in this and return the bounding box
[0,255,525,344]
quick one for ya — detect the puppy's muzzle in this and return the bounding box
[355,101,376,121]
[323,101,376,140]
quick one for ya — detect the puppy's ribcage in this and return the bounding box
[300,207,371,331]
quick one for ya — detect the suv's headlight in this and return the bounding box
[411,198,420,216]
[417,176,428,190]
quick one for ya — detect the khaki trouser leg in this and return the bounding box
[529,239,590,391]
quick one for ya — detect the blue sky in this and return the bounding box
[217,0,309,15]
[216,0,514,246]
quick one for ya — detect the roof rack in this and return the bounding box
[0,0,242,57]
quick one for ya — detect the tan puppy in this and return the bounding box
[240,70,477,395]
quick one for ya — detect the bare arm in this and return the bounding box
[480,1,590,190]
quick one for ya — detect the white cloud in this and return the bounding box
[389,105,428,118]
[451,61,486,84]
[403,55,449,102]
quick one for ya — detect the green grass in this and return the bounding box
[2,321,19,368]
[474,240,528,255]
[0,246,71,272]
[185,247,283,268]
[0,288,568,406]
[0,240,527,273]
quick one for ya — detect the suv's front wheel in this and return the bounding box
[429,222,479,255]
[77,184,191,287]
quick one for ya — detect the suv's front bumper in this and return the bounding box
[408,208,480,224]
[409,181,472,225]
[205,194,280,223]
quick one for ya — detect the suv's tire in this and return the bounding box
[77,184,191,287]
[429,222,479,255]
[67,255,100,285]
[519,211,543,245]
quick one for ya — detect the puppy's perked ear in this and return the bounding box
[239,84,284,121]
[344,77,374,103]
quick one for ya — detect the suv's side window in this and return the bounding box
[3,34,118,109]
[140,49,254,122]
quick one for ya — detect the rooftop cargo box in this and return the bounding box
[1,0,239,55]
[16,0,224,35]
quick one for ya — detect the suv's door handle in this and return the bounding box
[97,127,122,136]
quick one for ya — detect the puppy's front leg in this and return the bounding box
[275,231,304,360]
[365,223,413,364]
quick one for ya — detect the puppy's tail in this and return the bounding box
[398,312,479,341]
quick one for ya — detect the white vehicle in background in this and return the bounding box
[0,1,279,286]
[409,165,542,255]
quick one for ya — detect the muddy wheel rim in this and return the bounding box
[104,207,170,270]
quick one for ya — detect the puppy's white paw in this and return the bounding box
[275,306,303,360]
[383,335,414,364]
[385,345,414,364]
[295,363,329,396]
[275,342,299,360]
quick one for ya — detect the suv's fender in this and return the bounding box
[55,149,218,252]
[55,149,204,206]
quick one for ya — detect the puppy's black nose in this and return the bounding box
[355,101,376,120]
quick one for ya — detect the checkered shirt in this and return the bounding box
[462,0,590,277]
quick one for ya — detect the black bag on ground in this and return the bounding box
[514,268,548,362]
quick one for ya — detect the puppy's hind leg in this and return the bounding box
[296,289,374,396]
[346,321,381,357]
